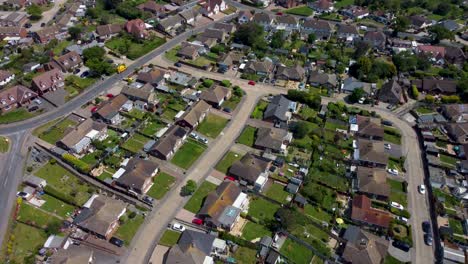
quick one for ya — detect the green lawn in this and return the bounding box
[126,109,147,120]
[121,134,150,153]
[416,107,434,114]
[335,0,354,8]
[0,136,9,152]
[215,151,242,174]
[161,108,178,121]
[34,118,78,144]
[223,95,242,110]
[248,198,281,222]
[35,162,92,205]
[440,154,459,166]
[41,194,76,218]
[304,204,333,223]
[159,230,182,246]
[280,239,314,264]
[0,108,36,124]
[241,221,272,241]
[140,120,165,137]
[171,139,206,170]
[251,100,268,119]
[184,181,217,213]
[80,151,103,166]
[97,171,113,181]
[384,132,402,145]
[165,46,181,62]
[388,179,407,207]
[146,172,176,200]
[384,254,406,264]
[433,189,460,208]
[449,218,463,234]
[65,75,97,99]
[265,183,290,204]
[115,213,145,245]
[232,247,257,264]
[188,56,214,67]
[5,223,48,263]
[237,126,257,147]
[285,6,313,16]
[106,36,166,60]
[196,114,229,138]
[17,203,62,228]
[324,120,348,131]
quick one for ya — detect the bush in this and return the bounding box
[425,95,435,104]
[44,185,78,206]
[203,79,214,88]
[221,80,231,87]
[181,180,197,196]
[129,211,137,219]
[441,95,460,104]
[391,208,411,218]
[411,85,419,99]
[62,154,91,174]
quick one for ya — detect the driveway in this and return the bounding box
[30,0,67,31]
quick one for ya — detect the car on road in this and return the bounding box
[390,201,404,210]
[174,62,182,67]
[396,216,408,223]
[248,80,256,85]
[422,221,431,233]
[418,184,426,194]
[387,168,399,176]
[172,223,186,232]
[424,234,433,246]
[109,237,124,247]
[384,143,391,150]
[392,240,410,252]
[192,218,203,225]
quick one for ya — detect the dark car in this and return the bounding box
[223,107,232,113]
[80,71,90,78]
[422,221,431,233]
[424,234,433,246]
[40,23,46,27]
[28,106,39,112]
[382,120,393,126]
[25,23,32,28]
[174,62,182,67]
[392,240,411,252]
[73,68,81,74]
[109,237,124,247]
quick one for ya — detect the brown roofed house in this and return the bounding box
[137,0,166,15]
[0,85,37,112]
[177,43,200,60]
[275,65,305,81]
[94,94,129,124]
[33,25,61,44]
[342,225,389,264]
[0,70,14,86]
[0,11,28,27]
[446,123,468,144]
[356,166,390,200]
[49,51,83,73]
[412,78,457,95]
[0,26,27,40]
[355,139,388,168]
[125,19,148,39]
[254,127,292,154]
[49,246,94,264]
[199,85,231,108]
[116,158,159,194]
[363,31,386,49]
[73,195,127,239]
[96,24,123,41]
[378,78,405,105]
[351,195,391,229]
[58,119,108,153]
[149,125,189,160]
[355,115,384,140]
[31,68,64,95]
[441,104,468,123]
[136,68,166,87]
[228,153,271,186]
[176,100,211,129]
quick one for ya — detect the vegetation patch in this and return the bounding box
[147,172,176,200]
[184,181,217,213]
[159,230,182,246]
[196,114,229,138]
[237,126,257,147]
[215,151,242,174]
[171,139,206,170]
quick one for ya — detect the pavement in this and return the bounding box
[30,0,67,31]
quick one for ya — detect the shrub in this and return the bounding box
[62,153,91,174]
[425,95,435,104]
[411,85,419,99]
[221,80,231,87]
[203,79,214,88]
[181,180,197,196]
[44,185,78,206]
[441,95,460,104]
[219,231,257,249]
[129,212,137,219]
[391,208,411,218]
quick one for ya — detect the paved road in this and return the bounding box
[30,0,67,31]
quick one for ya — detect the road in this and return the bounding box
[30,0,67,31]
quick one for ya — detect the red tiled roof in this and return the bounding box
[351,195,391,228]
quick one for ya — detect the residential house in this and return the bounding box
[428,166,446,189]
[266,251,281,264]
[351,195,391,229]
[176,100,211,129]
[164,230,227,263]
[0,12,28,27]
[275,65,305,81]
[277,0,299,8]
[73,195,126,239]
[238,10,253,24]
[263,95,296,127]
[336,24,359,41]
[136,68,166,88]
[201,28,226,43]
[217,51,242,70]
[56,13,73,29]
[341,6,369,19]
[48,51,83,73]
[156,15,184,35]
[409,15,432,29]
[177,43,201,60]
[412,78,457,95]
[301,19,333,40]
[354,115,384,140]
[96,24,122,41]
[370,10,394,25]
[44,235,72,250]
[229,153,271,189]
[378,78,405,105]
[438,20,460,32]
[125,19,148,39]
[199,0,227,17]
[31,68,64,95]
[0,70,14,86]
[58,119,108,154]
[179,9,201,25]
[149,125,189,160]
[137,1,166,16]
[341,225,389,264]
[389,38,414,53]
[198,181,249,230]
[49,246,94,264]
[94,94,130,125]
[243,59,274,76]
[200,85,231,108]
[194,35,217,48]
[275,15,299,32]
[308,71,337,89]
[115,158,159,194]
[0,85,37,112]
[416,45,446,64]
[121,85,158,109]
[252,12,274,30]
[254,127,292,153]
[441,104,468,123]
[356,166,390,200]
[33,26,63,44]
[308,0,333,13]
[445,46,467,66]
[354,139,388,168]
[447,123,468,144]
[363,31,386,49]
[0,26,27,40]
[341,77,373,94]
[213,22,236,34]
[24,175,47,189]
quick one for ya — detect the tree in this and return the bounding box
[181,180,197,196]
[291,121,312,139]
[220,80,231,87]
[286,90,321,109]
[234,22,264,47]
[26,4,42,21]
[393,16,410,34]
[269,31,284,49]
[429,25,455,43]
[68,26,83,40]
[116,2,143,19]
[434,2,450,16]
[392,51,417,72]
[425,95,435,104]
[307,33,316,44]
[86,58,113,76]
[83,46,106,61]
[348,88,365,103]
[353,41,371,59]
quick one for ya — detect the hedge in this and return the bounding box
[390,207,411,218]
[218,231,257,249]
[62,153,91,174]
[44,185,79,206]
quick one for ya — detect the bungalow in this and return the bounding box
[200,85,231,108]
[199,0,227,17]
[177,42,202,60]
[378,78,405,105]
[0,70,14,86]
[416,45,446,64]
[389,38,414,53]
[252,13,274,30]
[336,24,359,41]
[342,225,389,264]
[48,51,83,73]
[58,119,108,154]
[445,46,467,66]
[340,6,369,19]
[243,59,274,76]
[354,115,384,140]
[308,71,337,89]
[176,100,211,129]
[0,85,37,112]
[213,22,236,34]
[125,19,148,39]
[217,51,242,70]
[341,77,373,94]
[24,175,47,189]
[73,195,126,239]
[363,31,386,49]
[136,68,166,88]
[115,158,159,195]
[354,139,388,168]
[275,65,305,81]
[351,195,391,229]
[229,153,271,190]
[156,15,184,35]
[275,15,299,32]
[301,19,333,40]
[308,0,333,13]
[263,95,296,128]
[31,68,64,95]
[0,26,27,40]
[33,26,63,44]
[96,24,122,41]
[149,125,189,160]
[201,28,226,43]
[412,78,457,95]
[94,94,130,125]
[254,127,292,153]
[137,1,166,16]
[428,166,446,189]
[121,85,158,109]
[49,246,94,264]
[446,123,468,144]
[199,181,248,230]
[238,10,253,24]
[0,11,28,27]
[441,104,468,123]
[356,166,390,200]
[409,15,432,29]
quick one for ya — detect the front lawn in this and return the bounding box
[4,223,48,264]
[171,139,206,170]
[334,0,354,8]
[388,179,407,207]
[237,126,257,147]
[34,118,78,144]
[40,194,76,218]
[184,181,217,213]
[146,172,176,200]
[106,35,166,60]
[251,100,268,119]
[232,247,257,263]
[248,197,281,222]
[0,136,9,152]
[223,94,242,110]
[285,6,313,16]
[188,56,214,67]
[280,239,314,264]
[0,108,36,124]
[384,128,402,145]
[115,213,145,245]
[215,151,242,174]
[241,221,272,241]
[165,46,181,62]
[265,183,290,204]
[159,230,182,246]
[196,114,229,138]
[65,75,97,99]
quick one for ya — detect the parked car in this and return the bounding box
[390,201,404,210]
[248,80,256,86]
[382,120,393,126]
[224,176,235,181]
[424,234,433,246]
[384,143,391,150]
[109,237,124,247]
[396,216,408,223]
[73,68,81,74]
[198,137,208,144]
[190,132,199,139]
[80,71,89,78]
[418,184,426,194]
[387,169,399,176]
[34,99,42,105]
[223,107,232,113]
[392,240,410,252]
[276,12,283,16]
[28,106,39,112]
[422,221,431,233]
[172,223,186,232]
[174,62,182,67]
[16,191,28,198]
[143,196,154,204]
[192,218,203,225]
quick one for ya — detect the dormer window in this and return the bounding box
[8,95,15,101]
